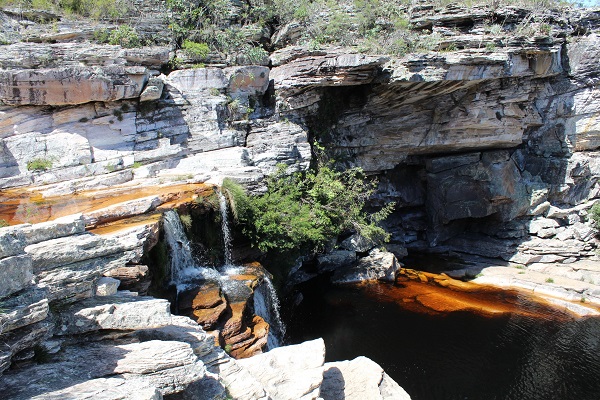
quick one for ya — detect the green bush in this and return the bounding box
[588,202,600,229]
[225,155,394,254]
[0,219,8,228]
[182,39,210,59]
[242,46,268,65]
[108,25,140,48]
[27,158,53,172]
[59,0,128,19]
[179,213,192,230]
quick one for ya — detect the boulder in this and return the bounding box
[140,77,165,102]
[320,356,411,400]
[55,295,171,335]
[317,250,357,273]
[95,277,120,296]
[237,338,326,400]
[332,249,400,284]
[340,234,376,253]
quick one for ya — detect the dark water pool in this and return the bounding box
[284,277,600,400]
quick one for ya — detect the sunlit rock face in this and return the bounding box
[268,28,600,262]
[0,4,600,399]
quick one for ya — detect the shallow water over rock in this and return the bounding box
[286,276,600,400]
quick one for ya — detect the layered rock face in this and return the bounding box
[0,41,310,192]
[1,2,600,398]
[268,10,600,271]
[1,5,598,267]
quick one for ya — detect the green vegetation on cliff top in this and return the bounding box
[0,0,586,62]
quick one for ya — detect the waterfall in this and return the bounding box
[164,192,287,351]
[254,274,286,349]
[163,210,219,291]
[217,191,233,266]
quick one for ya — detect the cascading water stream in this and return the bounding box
[217,191,233,266]
[217,191,286,349]
[254,275,287,349]
[164,191,286,350]
[163,210,219,291]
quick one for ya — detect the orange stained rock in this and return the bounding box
[191,287,224,310]
[222,302,247,339]
[88,213,161,235]
[0,182,211,226]
[192,302,227,330]
[356,268,576,321]
[228,315,270,359]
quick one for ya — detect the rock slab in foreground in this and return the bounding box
[30,377,162,400]
[0,340,212,399]
[237,338,326,400]
[321,356,411,400]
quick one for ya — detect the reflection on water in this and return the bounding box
[286,277,600,400]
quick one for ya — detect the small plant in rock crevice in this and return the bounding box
[108,25,141,48]
[179,213,193,230]
[27,157,53,172]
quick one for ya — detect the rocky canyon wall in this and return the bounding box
[1,2,600,398]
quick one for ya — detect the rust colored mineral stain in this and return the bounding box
[0,183,210,226]
[88,213,162,235]
[358,268,575,321]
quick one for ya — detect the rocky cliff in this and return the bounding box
[1,1,600,398]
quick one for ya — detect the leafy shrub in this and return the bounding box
[59,0,128,19]
[589,202,600,229]
[242,46,268,65]
[0,219,8,228]
[226,157,394,254]
[27,158,53,172]
[108,25,140,48]
[182,39,210,59]
[545,277,554,283]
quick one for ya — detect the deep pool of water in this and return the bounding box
[284,277,600,400]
